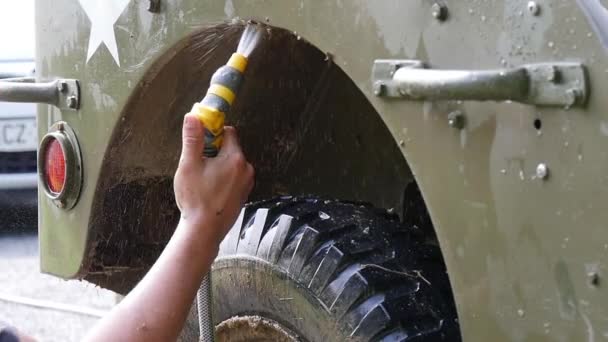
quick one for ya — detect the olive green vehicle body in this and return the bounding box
[35,0,608,341]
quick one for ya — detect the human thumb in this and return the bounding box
[180,113,205,165]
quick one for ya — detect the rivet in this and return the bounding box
[536,163,549,180]
[588,272,600,287]
[431,3,448,21]
[447,110,465,129]
[527,1,540,16]
[373,82,386,96]
[56,122,65,131]
[57,81,68,93]
[399,140,405,147]
[67,96,78,109]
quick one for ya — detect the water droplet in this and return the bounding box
[569,28,575,35]
[500,58,507,66]
[519,170,525,181]
[572,44,577,50]
[587,32,593,38]
[517,309,525,317]
[578,154,583,161]
[500,169,507,174]
[468,8,474,14]
[318,211,330,220]
[481,15,487,22]
[548,41,555,48]
[362,227,370,234]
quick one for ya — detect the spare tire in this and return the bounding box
[213,196,460,341]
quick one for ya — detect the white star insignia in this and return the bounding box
[79,0,131,66]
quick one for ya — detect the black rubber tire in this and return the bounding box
[213,195,460,341]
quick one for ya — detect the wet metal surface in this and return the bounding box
[577,0,608,52]
[35,0,608,340]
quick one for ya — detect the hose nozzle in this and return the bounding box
[189,52,248,157]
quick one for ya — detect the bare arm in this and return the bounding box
[84,114,254,342]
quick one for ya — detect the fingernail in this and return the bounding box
[184,114,195,127]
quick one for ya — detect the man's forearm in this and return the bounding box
[85,217,219,342]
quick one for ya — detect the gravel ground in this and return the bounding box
[0,231,116,342]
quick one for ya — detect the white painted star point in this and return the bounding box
[79,0,131,66]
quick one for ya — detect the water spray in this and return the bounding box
[188,23,263,342]
[189,24,263,157]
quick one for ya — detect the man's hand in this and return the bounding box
[85,114,254,342]
[174,113,254,244]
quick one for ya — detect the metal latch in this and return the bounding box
[372,60,588,108]
[0,77,81,111]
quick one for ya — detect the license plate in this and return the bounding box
[0,118,37,152]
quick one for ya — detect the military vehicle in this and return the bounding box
[1,0,607,340]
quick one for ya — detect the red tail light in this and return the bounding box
[39,122,82,209]
[44,138,66,194]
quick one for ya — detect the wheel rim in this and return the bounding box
[216,315,299,342]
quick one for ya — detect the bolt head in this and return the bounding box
[528,1,540,15]
[588,272,600,286]
[67,96,78,109]
[546,66,560,83]
[148,0,160,12]
[56,122,65,131]
[536,163,549,180]
[373,82,386,96]
[565,88,580,107]
[447,111,465,129]
[57,81,68,93]
[431,3,448,21]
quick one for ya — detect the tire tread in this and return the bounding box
[218,196,460,341]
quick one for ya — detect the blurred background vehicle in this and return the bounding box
[0,3,116,342]
[0,1,37,230]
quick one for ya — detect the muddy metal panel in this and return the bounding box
[35,0,608,340]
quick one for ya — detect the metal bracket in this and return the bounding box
[0,78,81,111]
[372,60,588,108]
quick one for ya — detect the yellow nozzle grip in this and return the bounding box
[211,134,224,149]
[227,53,248,73]
[189,103,225,136]
[208,84,235,105]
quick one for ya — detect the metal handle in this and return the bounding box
[0,78,80,110]
[372,60,588,108]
